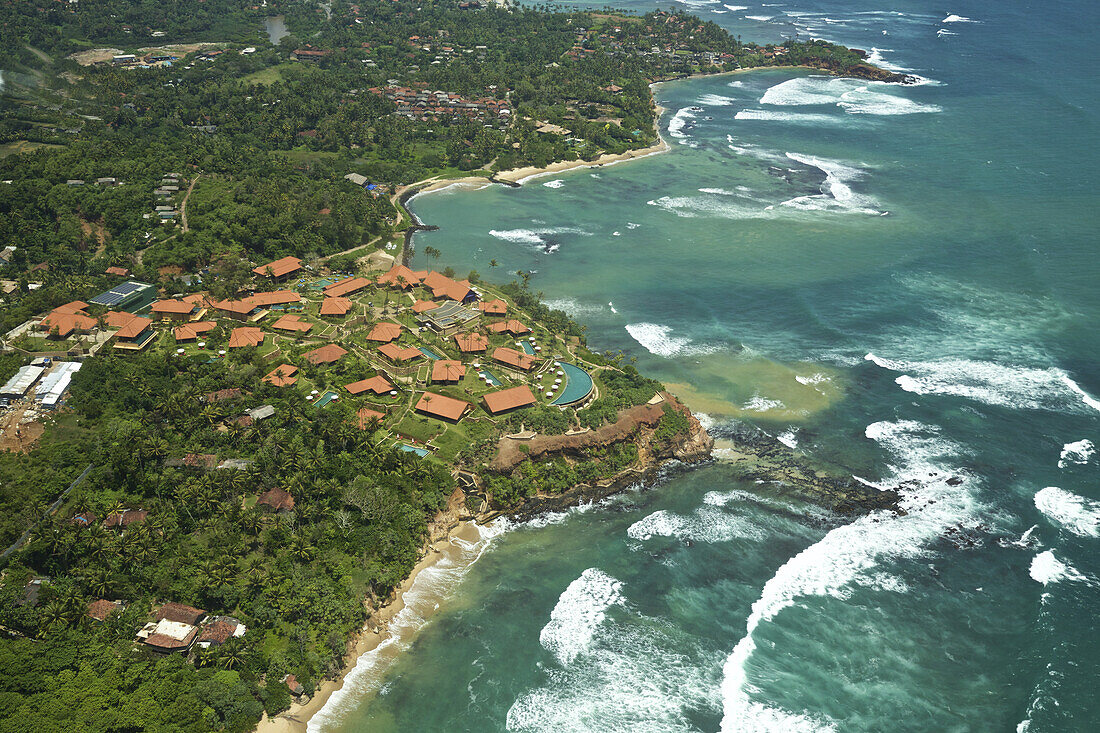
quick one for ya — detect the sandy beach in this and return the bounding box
[256,517,489,733]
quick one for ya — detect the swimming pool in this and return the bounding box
[519,341,535,355]
[479,370,502,387]
[418,346,444,360]
[551,361,594,406]
[315,390,339,407]
[399,444,430,457]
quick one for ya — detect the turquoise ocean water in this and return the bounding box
[315,1,1100,730]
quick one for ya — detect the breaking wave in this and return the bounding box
[627,506,765,544]
[542,179,565,189]
[539,568,623,667]
[779,153,882,214]
[1029,550,1088,586]
[719,419,978,732]
[488,226,592,253]
[625,322,694,357]
[757,76,940,116]
[864,353,1100,413]
[1034,487,1100,538]
[1058,439,1095,468]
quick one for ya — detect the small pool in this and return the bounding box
[419,346,444,360]
[519,341,535,355]
[315,390,340,407]
[552,361,594,406]
[399,444,430,458]
[479,370,502,387]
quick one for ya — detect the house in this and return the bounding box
[415,300,480,337]
[375,264,423,289]
[71,512,97,527]
[345,375,393,395]
[252,256,302,280]
[453,332,488,353]
[366,322,402,343]
[174,321,216,342]
[246,404,276,422]
[257,487,295,512]
[164,452,218,470]
[282,674,305,697]
[320,296,353,316]
[303,344,348,365]
[214,298,260,321]
[197,616,246,648]
[151,298,200,321]
[478,299,507,316]
[414,392,471,423]
[40,303,97,339]
[136,602,207,653]
[412,299,439,314]
[488,319,531,336]
[263,364,299,387]
[105,266,130,277]
[87,599,123,621]
[482,385,537,415]
[357,407,386,429]
[421,271,478,303]
[492,347,538,372]
[114,316,156,350]
[324,276,371,298]
[204,388,242,403]
[271,314,313,334]
[344,172,369,187]
[246,290,301,309]
[104,509,148,528]
[227,327,264,349]
[89,281,156,311]
[431,359,465,384]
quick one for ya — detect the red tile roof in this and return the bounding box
[104,509,148,528]
[87,599,122,621]
[357,407,386,429]
[155,602,206,625]
[303,344,348,364]
[228,327,264,348]
[197,619,238,645]
[151,299,197,315]
[488,319,530,335]
[483,385,537,414]
[414,392,470,422]
[366,322,402,342]
[272,314,313,333]
[412,299,440,313]
[204,388,242,402]
[245,290,301,307]
[105,311,137,328]
[379,343,423,362]
[421,271,476,302]
[324,276,371,297]
[253,256,302,278]
[41,308,96,337]
[174,321,216,341]
[320,296,353,316]
[116,316,152,340]
[478,299,507,315]
[431,359,465,383]
[345,375,393,395]
[263,364,299,386]
[257,487,295,512]
[105,266,130,276]
[376,264,422,288]
[453,332,488,352]
[214,299,257,315]
[492,347,538,371]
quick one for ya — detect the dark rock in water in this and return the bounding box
[946,476,964,486]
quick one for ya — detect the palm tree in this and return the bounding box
[288,534,316,563]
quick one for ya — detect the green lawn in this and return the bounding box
[241,63,295,86]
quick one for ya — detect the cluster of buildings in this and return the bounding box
[366,84,511,122]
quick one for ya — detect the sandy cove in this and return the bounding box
[256,506,486,733]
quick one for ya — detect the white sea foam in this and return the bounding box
[745,15,773,22]
[1058,439,1095,468]
[628,506,765,544]
[307,521,507,732]
[742,394,785,412]
[719,419,977,732]
[698,93,738,106]
[1034,487,1100,538]
[724,4,748,10]
[758,76,940,116]
[942,14,974,23]
[777,430,798,449]
[735,109,844,124]
[1029,551,1087,586]
[937,29,957,37]
[625,322,693,357]
[542,297,608,318]
[796,373,829,387]
[781,153,881,214]
[542,179,565,189]
[667,107,697,140]
[488,226,591,252]
[864,353,1100,413]
[539,568,623,666]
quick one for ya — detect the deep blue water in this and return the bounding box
[314,1,1100,731]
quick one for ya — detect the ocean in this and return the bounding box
[314,0,1100,730]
